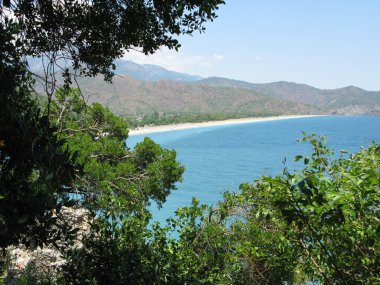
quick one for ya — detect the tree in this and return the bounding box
[61,198,236,284]
[1,0,225,281]
[1,0,224,89]
[0,22,76,250]
[217,135,380,284]
[49,88,184,215]
[0,0,224,251]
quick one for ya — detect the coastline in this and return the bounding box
[128,115,325,136]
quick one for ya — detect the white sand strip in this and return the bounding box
[128,115,325,136]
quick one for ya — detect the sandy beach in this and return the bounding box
[128,115,324,136]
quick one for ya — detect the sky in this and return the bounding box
[123,1,380,91]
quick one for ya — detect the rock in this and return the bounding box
[3,206,92,284]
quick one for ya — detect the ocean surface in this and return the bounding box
[127,116,380,223]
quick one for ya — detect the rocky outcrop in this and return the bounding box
[4,207,91,284]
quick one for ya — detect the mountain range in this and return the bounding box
[196,77,380,114]
[77,75,318,116]
[115,60,202,82]
[31,59,380,116]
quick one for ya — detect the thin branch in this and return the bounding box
[287,182,348,284]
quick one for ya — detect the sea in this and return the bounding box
[127,115,380,223]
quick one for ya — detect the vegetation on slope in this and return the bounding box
[60,134,380,284]
[197,77,380,114]
[0,0,224,275]
[73,75,321,117]
[124,112,281,129]
[2,81,379,283]
[2,0,379,283]
[58,68,380,118]
[5,124,378,284]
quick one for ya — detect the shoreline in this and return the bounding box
[128,115,325,136]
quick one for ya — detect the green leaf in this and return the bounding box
[294,155,303,162]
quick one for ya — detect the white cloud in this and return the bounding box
[212,53,224,61]
[123,48,223,74]
[255,56,262,61]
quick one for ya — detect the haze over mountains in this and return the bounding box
[32,59,380,116]
[115,60,202,82]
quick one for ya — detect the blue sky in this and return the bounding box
[124,1,380,90]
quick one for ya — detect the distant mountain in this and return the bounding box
[27,57,202,82]
[31,59,380,115]
[73,75,319,116]
[112,61,380,115]
[115,60,202,82]
[196,77,380,114]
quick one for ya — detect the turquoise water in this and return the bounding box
[127,116,380,223]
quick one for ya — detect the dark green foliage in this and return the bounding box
[18,261,61,285]
[53,92,234,284]
[2,0,224,81]
[50,88,185,215]
[219,135,380,284]
[3,0,378,283]
[163,199,236,284]
[1,0,223,279]
[61,199,235,285]
[0,20,76,250]
[61,214,155,285]
[48,133,380,284]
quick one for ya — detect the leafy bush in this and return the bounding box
[217,134,380,284]
[61,135,379,284]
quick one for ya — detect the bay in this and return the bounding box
[127,116,380,223]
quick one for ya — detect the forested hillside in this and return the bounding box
[30,60,380,117]
[197,77,380,114]
[72,61,380,116]
[75,75,320,116]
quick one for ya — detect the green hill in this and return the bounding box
[74,75,320,117]
[32,60,380,116]
[196,78,380,114]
